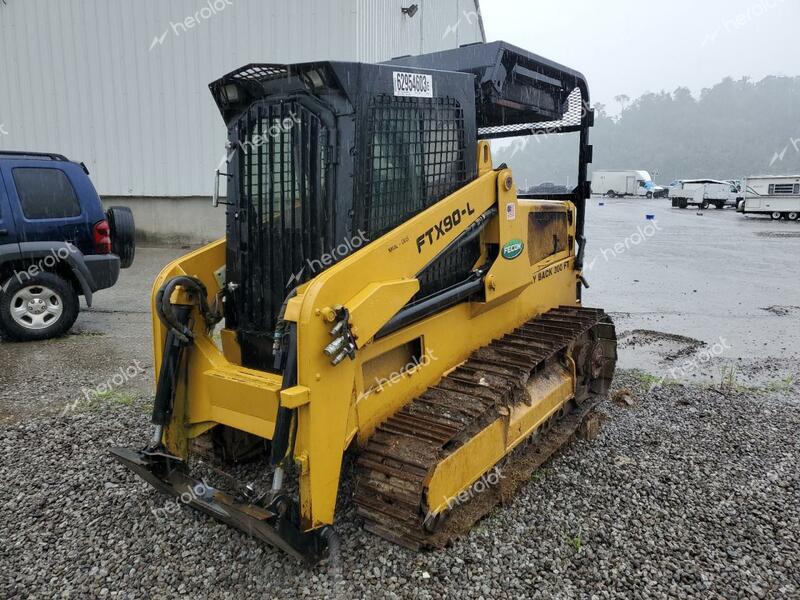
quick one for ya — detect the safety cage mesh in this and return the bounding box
[229,64,289,83]
[478,87,586,139]
[234,100,333,337]
[358,95,469,238]
[357,94,480,298]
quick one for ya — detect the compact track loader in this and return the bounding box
[112,41,617,563]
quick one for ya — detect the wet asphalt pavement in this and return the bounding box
[1,198,798,421]
[584,197,800,387]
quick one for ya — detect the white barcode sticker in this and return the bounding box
[393,71,433,98]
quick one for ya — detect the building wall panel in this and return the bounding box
[0,0,483,197]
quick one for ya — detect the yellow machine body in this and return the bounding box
[151,144,582,531]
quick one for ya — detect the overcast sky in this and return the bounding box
[480,0,800,113]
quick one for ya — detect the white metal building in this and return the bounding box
[0,0,484,241]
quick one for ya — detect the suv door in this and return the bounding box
[0,160,91,254]
[0,168,20,249]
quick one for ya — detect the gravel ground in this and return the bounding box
[1,371,798,599]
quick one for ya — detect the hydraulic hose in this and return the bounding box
[270,322,298,467]
[272,288,297,369]
[155,275,222,343]
[151,306,191,427]
[150,275,223,433]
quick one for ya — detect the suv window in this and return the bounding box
[12,167,81,219]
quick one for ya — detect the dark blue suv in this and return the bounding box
[0,152,135,341]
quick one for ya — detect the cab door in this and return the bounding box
[0,168,20,249]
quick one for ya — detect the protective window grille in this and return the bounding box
[236,101,332,333]
[360,95,468,238]
[478,87,585,138]
[229,65,288,83]
[359,95,479,299]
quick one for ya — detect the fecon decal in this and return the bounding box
[416,203,476,253]
[502,239,524,260]
[393,71,433,98]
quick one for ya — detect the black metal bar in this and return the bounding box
[270,323,298,466]
[477,124,584,140]
[267,104,276,328]
[288,102,297,280]
[279,102,288,291]
[257,105,266,326]
[151,306,192,426]
[245,107,255,325]
[302,109,309,267]
[574,84,592,274]
[308,115,319,263]
[376,267,488,340]
[518,193,576,201]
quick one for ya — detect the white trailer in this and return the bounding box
[670,179,742,209]
[737,175,800,220]
[591,170,664,198]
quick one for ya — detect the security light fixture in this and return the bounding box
[402,4,419,18]
[221,83,240,104]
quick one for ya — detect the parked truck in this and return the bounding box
[737,175,800,220]
[670,179,742,209]
[591,170,666,198]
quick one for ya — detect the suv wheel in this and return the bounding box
[106,206,136,268]
[0,272,79,341]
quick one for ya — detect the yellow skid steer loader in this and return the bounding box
[112,41,617,563]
